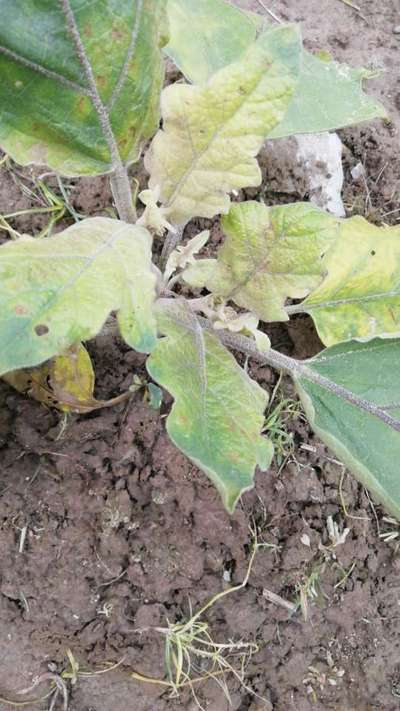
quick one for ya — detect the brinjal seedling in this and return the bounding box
[0,0,399,518]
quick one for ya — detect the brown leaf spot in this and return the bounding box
[111,28,126,41]
[34,324,49,337]
[15,304,27,315]
[83,23,93,38]
[96,75,107,89]
[76,96,89,116]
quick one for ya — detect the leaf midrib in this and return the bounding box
[305,288,400,311]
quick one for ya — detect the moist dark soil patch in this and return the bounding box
[1,2,400,710]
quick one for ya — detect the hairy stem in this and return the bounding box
[59,0,136,223]
[285,303,306,315]
[110,168,137,224]
[192,314,400,433]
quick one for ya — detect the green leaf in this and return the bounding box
[147,301,273,512]
[302,217,400,346]
[296,339,400,519]
[146,25,302,225]
[184,201,339,322]
[0,217,157,375]
[165,0,261,84]
[147,382,163,410]
[269,51,387,138]
[0,0,167,175]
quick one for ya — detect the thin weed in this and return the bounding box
[131,540,268,708]
[0,156,84,239]
[263,374,303,469]
[295,564,326,622]
[0,650,125,710]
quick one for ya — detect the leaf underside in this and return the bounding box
[268,51,387,138]
[0,0,167,175]
[0,217,157,376]
[147,300,273,512]
[146,25,302,225]
[296,339,400,520]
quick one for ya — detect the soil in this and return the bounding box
[1,1,400,710]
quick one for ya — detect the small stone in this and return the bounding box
[351,162,365,180]
[393,25,400,34]
[151,488,167,505]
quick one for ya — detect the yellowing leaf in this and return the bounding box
[164,230,210,282]
[164,2,385,137]
[147,300,273,512]
[146,25,302,225]
[4,344,130,413]
[302,217,400,345]
[184,201,339,322]
[0,217,157,376]
[0,1,167,175]
[138,188,175,236]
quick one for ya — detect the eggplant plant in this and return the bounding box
[0,0,399,517]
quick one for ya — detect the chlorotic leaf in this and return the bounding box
[165,0,261,84]
[147,300,273,512]
[138,189,176,237]
[295,339,400,520]
[3,343,131,413]
[0,217,157,376]
[269,53,387,139]
[146,25,302,225]
[0,0,167,175]
[164,230,210,283]
[184,201,339,322]
[165,2,385,136]
[303,217,400,346]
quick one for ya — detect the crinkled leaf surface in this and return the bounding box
[296,339,400,520]
[0,217,157,375]
[303,217,400,346]
[146,25,302,225]
[184,201,339,322]
[4,343,131,412]
[0,0,166,175]
[147,301,273,512]
[165,3,385,135]
[165,0,260,84]
[269,51,387,138]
